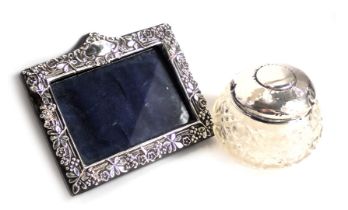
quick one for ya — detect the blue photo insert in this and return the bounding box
[51,47,194,165]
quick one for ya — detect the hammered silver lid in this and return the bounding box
[231,64,316,123]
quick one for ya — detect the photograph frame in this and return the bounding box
[22,23,213,195]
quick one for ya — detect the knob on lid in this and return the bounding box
[232,64,316,123]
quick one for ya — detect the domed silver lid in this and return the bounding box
[231,64,316,123]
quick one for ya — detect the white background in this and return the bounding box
[1,0,347,209]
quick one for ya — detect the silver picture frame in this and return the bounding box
[22,24,213,195]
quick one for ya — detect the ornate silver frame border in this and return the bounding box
[22,24,213,195]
